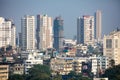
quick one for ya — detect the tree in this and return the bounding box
[28,64,51,80]
[66,71,92,80]
[102,64,120,80]
[9,74,24,80]
[87,45,94,53]
[109,59,115,67]
[52,74,62,80]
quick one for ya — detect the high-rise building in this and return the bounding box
[21,15,35,50]
[18,32,22,48]
[103,30,120,66]
[0,17,16,48]
[36,14,53,50]
[95,10,102,41]
[77,15,94,45]
[53,16,64,51]
[11,24,16,47]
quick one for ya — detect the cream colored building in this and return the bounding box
[11,24,16,48]
[13,63,24,75]
[73,57,88,73]
[50,58,73,75]
[77,16,95,46]
[50,57,88,75]
[0,65,9,80]
[36,14,53,50]
[95,10,102,41]
[103,30,120,65]
[0,17,16,48]
[21,15,35,50]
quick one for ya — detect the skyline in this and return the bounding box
[0,0,120,38]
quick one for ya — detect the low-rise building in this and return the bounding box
[73,57,88,73]
[13,63,24,75]
[0,65,9,80]
[90,55,109,77]
[76,44,88,55]
[94,78,108,80]
[66,47,76,57]
[24,52,43,74]
[50,57,73,75]
[50,57,88,75]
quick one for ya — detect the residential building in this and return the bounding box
[65,47,76,57]
[103,30,120,66]
[76,44,88,55]
[11,24,16,48]
[0,65,9,80]
[50,57,89,75]
[0,17,16,48]
[97,56,109,73]
[50,57,73,75]
[53,16,64,51]
[95,10,102,41]
[13,63,24,75]
[63,39,76,47]
[73,57,88,73]
[94,78,108,80]
[24,52,43,74]
[90,55,109,77]
[36,14,53,50]
[21,15,35,50]
[77,16,94,46]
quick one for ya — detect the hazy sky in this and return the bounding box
[0,0,120,39]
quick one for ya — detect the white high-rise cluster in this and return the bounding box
[36,14,53,50]
[21,15,35,50]
[0,17,16,48]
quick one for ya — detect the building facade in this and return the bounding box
[13,63,24,75]
[103,30,120,65]
[18,33,22,48]
[0,17,16,48]
[53,16,64,51]
[24,52,43,74]
[50,57,73,75]
[0,65,9,80]
[90,56,109,77]
[21,15,35,50]
[36,14,53,50]
[11,24,16,48]
[95,10,102,41]
[77,16,94,46]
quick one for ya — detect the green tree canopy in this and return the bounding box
[9,74,24,80]
[28,64,51,80]
[66,71,92,80]
[103,64,120,80]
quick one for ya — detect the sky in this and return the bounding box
[0,0,120,39]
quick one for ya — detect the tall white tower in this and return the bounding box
[77,15,94,45]
[0,17,16,48]
[36,14,53,50]
[11,24,16,48]
[21,15,35,50]
[95,10,102,41]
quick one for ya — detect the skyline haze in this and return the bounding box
[0,0,120,38]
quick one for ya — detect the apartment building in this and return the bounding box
[103,30,120,65]
[0,65,9,80]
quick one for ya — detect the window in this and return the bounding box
[115,39,118,48]
[106,39,112,48]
